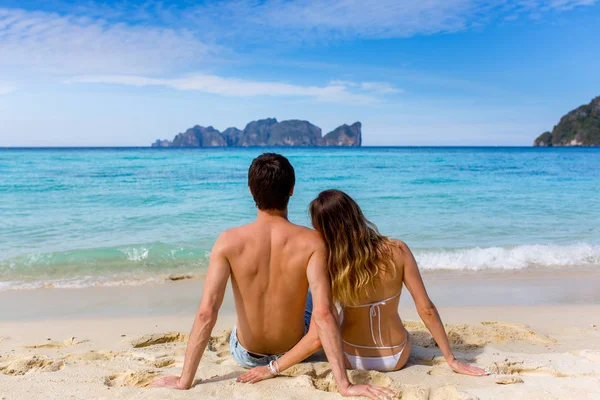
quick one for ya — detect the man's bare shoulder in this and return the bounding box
[212,225,250,253]
[288,223,324,250]
[219,224,249,238]
[217,221,324,253]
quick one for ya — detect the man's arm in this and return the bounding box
[150,233,232,390]
[307,246,396,400]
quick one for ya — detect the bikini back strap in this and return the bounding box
[342,335,408,350]
[344,291,401,347]
[344,291,401,309]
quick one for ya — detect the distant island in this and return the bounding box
[534,96,600,146]
[152,118,362,147]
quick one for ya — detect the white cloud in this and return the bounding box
[179,0,597,41]
[185,0,478,39]
[359,82,403,94]
[0,81,15,95]
[1,1,595,79]
[67,74,400,104]
[543,0,597,11]
[0,7,213,76]
[488,0,598,20]
[24,1,595,50]
[329,80,403,94]
[0,1,594,102]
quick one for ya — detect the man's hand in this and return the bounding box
[341,383,396,400]
[236,366,275,384]
[149,375,187,390]
[448,358,489,376]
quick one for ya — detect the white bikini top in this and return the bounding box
[342,291,403,349]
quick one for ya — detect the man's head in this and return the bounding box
[248,153,295,211]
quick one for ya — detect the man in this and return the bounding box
[151,153,393,399]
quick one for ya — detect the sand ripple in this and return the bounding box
[130,332,187,348]
[3,318,598,399]
[494,376,524,384]
[282,362,474,399]
[404,320,555,350]
[0,355,64,375]
[105,369,160,387]
[24,337,89,349]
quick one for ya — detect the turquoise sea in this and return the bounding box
[1,147,599,291]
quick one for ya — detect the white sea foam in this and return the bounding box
[0,275,169,291]
[1,243,599,291]
[119,246,149,262]
[415,243,600,271]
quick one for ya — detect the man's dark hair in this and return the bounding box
[248,153,295,210]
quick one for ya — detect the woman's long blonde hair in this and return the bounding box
[309,189,395,306]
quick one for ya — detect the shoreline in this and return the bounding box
[3,243,599,291]
[2,266,600,322]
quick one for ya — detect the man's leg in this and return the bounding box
[229,325,277,368]
[304,289,313,334]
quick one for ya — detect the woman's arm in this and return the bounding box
[236,318,322,384]
[399,240,487,377]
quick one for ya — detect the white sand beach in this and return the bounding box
[2,270,600,399]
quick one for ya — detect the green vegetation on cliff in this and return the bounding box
[534,96,600,146]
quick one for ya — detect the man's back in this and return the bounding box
[223,214,321,355]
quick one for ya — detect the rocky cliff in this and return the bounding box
[151,118,361,147]
[169,126,227,147]
[321,122,361,146]
[534,96,600,146]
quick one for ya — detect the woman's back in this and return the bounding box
[307,189,414,372]
[340,240,412,371]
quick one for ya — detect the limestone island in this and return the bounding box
[534,96,600,146]
[152,118,361,147]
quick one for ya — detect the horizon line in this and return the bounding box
[3,145,594,149]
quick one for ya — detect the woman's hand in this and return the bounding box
[448,358,489,376]
[236,366,275,384]
[341,383,396,400]
[149,375,187,389]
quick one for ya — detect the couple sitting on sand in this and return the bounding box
[151,153,487,399]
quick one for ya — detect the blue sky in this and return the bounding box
[0,0,599,146]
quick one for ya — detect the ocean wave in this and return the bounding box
[118,246,150,262]
[415,243,600,271]
[1,243,599,291]
[0,242,210,292]
[0,243,209,269]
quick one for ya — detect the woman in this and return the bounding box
[238,189,487,385]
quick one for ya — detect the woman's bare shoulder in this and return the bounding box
[389,238,410,253]
[389,239,416,270]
